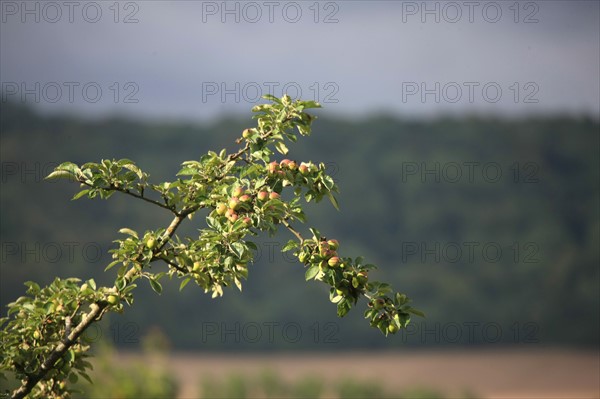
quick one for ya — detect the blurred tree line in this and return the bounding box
[1,101,598,350]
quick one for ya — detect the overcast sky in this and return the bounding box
[1,1,599,121]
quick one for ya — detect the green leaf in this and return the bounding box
[179,277,191,291]
[149,279,162,294]
[305,265,319,281]
[327,192,340,211]
[45,170,75,180]
[275,141,289,155]
[405,307,425,318]
[118,228,138,239]
[72,189,90,200]
[282,239,299,252]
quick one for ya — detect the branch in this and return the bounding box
[79,180,175,213]
[11,214,189,399]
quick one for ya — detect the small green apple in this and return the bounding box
[145,237,156,250]
[336,288,345,296]
[298,252,309,263]
[242,128,252,139]
[33,330,41,340]
[232,187,244,197]
[192,261,202,273]
[229,197,240,210]
[327,239,339,251]
[216,203,227,215]
[106,295,119,306]
[288,161,297,170]
[388,324,399,334]
[373,299,385,310]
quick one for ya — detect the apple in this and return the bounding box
[228,197,240,210]
[298,252,309,263]
[267,161,278,174]
[242,217,252,227]
[280,159,291,168]
[58,381,67,390]
[239,194,252,203]
[192,261,202,273]
[33,330,41,340]
[299,163,310,175]
[233,187,244,197]
[145,237,156,250]
[327,239,339,251]
[242,128,252,139]
[336,288,346,296]
[257,191,269,201]
[373,298,385,310]
[106,295,119,306]
[225,209,238,222]
[269,192,280,200]
[216,203,227,215]
[328,256,341,267]
[319,243,330,256]
[288,161,297,170]
[388,324,399,334]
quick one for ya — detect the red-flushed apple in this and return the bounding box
[288,161,297,170]
[232,187,244,197]
[299,163,310,175]
[267,161,278,174]
[269,192,280,200]
[327,239,339,251]
[280,159,291,168]
[239,194,252,203]
[257,191,269,201]
[328,256,341,267]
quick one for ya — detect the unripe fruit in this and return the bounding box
[299,163,310,175]
[388,324,399,334]
[373,299,385,310]
[229,197,240,210]
[336,288,345,296]
[257,191,269,201]
[328,256,341,267]
[146,237,156,250]
[107,295,119,306]
[242,128,252,139]
[216,203,227,215]
[58,381,67,390]
[192,261,202,273]
[269,192,280,200]
[232,187,244,197]
[280,159,291,168]
[239,194,252,203]
[242,217,252,227]
[298,252,309,263]
[33,330,41,340]
[267,161,278,174]
[225,209,238,222]
[288,161,297,170]
[327,239,339,251]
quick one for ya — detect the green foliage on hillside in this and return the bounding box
[1,101,598,349]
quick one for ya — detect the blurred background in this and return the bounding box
[1,1,599,398]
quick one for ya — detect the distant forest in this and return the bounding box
[1,101,598,350]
